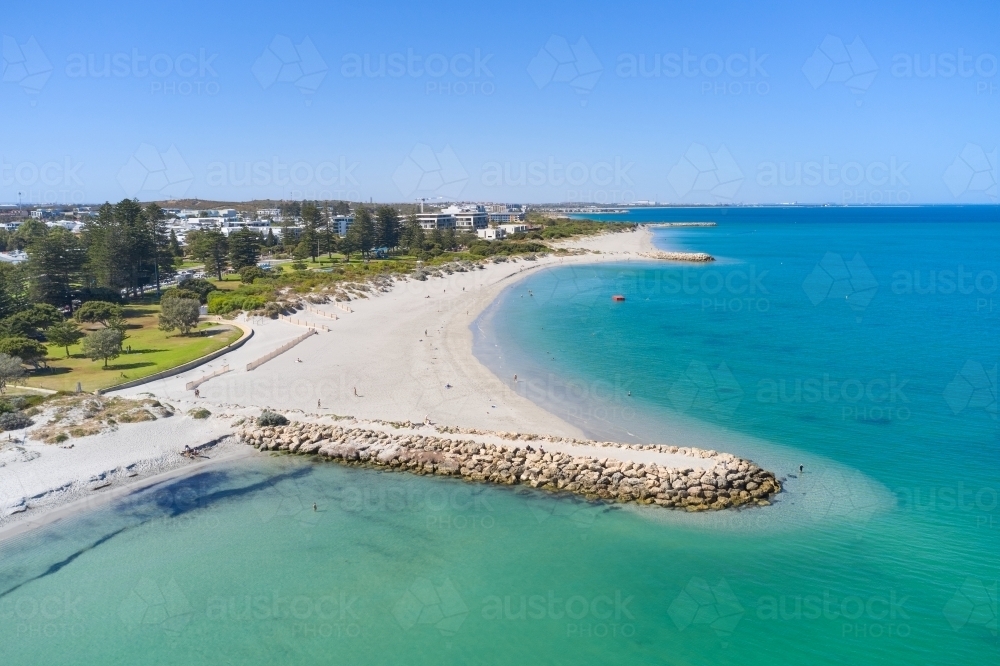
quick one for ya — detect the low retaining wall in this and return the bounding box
[277,314,330,332]
[99,322,253,394]
[246,329,317,372]
[304,304,339,320]
[185,365,230,391]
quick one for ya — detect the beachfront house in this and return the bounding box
[477,227,506,240]
[499,223,528,235]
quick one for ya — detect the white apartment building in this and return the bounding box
[416,212,456,230]
[499,223,528,234]
[331,214,353,236]
[441,205,488,231]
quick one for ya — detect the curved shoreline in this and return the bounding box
[0,226,790,538]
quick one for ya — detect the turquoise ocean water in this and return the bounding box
[2,206,998,664]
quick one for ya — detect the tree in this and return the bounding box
[81,199,169,297]
[107,314,130,349]
[158,298,201,336]
[187,229,229,279]
[400,216,424,254]
[81,328,122,368]
[228,228,261,270]
[46,320,84,357]
[263,228,278,248]
[0,337,48,369]
[0,353,24,393]
[300,202,321,261]
[168,229,183,257]
[144,202,175,294]
[293,240,311,260]
[26,227,86,311]
[0,304,63,339]
[320,208,336,257]
[0,261,28,319]
[280,219,295,251]
[13,219,48,249]
[346,206,376,260]
[375,206,401,251]
[75,301,122,328]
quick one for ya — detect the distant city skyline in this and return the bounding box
[1,0,997,205]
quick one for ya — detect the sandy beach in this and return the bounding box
[0,226,718,536]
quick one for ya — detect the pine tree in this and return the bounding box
[345,206,376,260]
[26,227,86,311]
[375,206,400,252]
[300,202,321,261]
[187,229,229,279]
[228,228,261,270]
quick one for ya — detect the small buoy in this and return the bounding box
[612,295,626,302]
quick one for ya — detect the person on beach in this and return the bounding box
[513,374,517,382]
[317,399,321,409]
[354,387,358,396]
[313,503,317,511]
[194,389,200,397]
[799,465,804,473]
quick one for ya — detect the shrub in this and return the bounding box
[256,410,288,426]
[161,288,201,302]
[207,291,268,315]
[240,266,267,284]
[176,278,217,303]
[0,411,33,431]
[188,408,212,419]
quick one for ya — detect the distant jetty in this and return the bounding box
[238,421,781,511]
[639,251,715,262]
[646,222,717,227]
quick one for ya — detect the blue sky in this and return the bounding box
[1,0,998,205]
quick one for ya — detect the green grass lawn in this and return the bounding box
[25,305,243,392]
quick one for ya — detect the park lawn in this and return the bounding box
[25,305,243,392]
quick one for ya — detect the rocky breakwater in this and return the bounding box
[237,421,780,511]
[639,251,715,262]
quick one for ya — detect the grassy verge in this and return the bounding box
[25,305,243,392]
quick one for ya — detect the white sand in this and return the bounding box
[4,227,719,536]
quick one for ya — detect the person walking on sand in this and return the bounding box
[313,503,318,512]
[799,465,804,473]
[353,387,358,397]
[317,399,321,409]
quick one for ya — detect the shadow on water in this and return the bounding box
[0,528,128,599]
[0,464,317,598]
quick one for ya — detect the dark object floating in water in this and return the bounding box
[612,295,626,302]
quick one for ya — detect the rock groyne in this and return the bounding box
[639,251,715,262]
[237,421,780,511]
